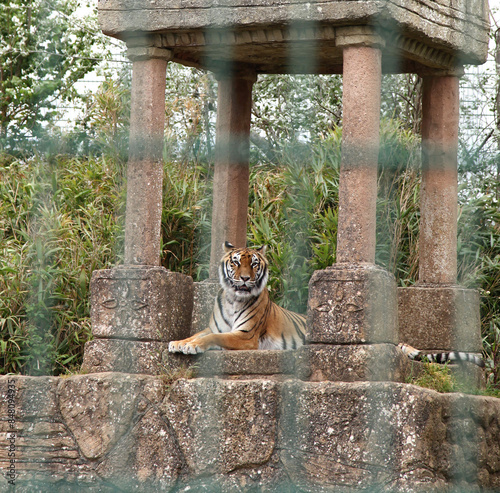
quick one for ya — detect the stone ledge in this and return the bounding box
[82,339,168,374]
[295,343,411,382]
[1,374,499,491]
[194,349,296,378]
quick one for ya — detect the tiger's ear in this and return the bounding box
[223,241,235,253]
[256,245,267,255]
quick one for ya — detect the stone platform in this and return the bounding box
[1,372,499,492]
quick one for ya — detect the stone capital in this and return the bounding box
[213,67,258,83]
[336,26,385,49]
[127,46,173,62]
[418,66,465,78]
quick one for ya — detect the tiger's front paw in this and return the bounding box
[168,340,205,355]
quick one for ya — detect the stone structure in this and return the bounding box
[2,1,498,492]
[2,367,500,491]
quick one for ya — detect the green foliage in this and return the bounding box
[251,74,343,157]
[0,147,214,374]
[164,65,217,164]
[70,76,132,159]
[409,363,456,393]
[376,120,421,284]
[248,135,340,313]
[160,160,212,279]
[0,153,124,374]
[0,0,108,148]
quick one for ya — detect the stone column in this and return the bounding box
[83,46,194,374]
[124,47,170,266]
[398,72,481,353]
[208,72,256,278]
[303,30,404,383]
[419,75,459,285]
[191,72,256,336]
[336,44,381,265]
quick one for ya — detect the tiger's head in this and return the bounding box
[219,242,269,299]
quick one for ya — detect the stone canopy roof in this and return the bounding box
[98,0,490,74]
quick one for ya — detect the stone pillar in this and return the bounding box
[193,71,256,334]
[398,72,481,353]
[124,47,171,266]
[419,75,459,285]
[83,46,194,374]
[208,72,256,279]
[304,30,403,382]
[336,44,381,265]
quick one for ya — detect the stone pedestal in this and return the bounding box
[83,266,193,374]
[304,265,401,382]
[398,286,481,352]
[307,264,398,345]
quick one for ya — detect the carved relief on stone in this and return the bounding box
[307,265,397,345]
[90,267,194,342]
[313,281,364,333]
[99,279,150,331]
[92,275,154,339]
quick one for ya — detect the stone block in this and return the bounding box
[195,349,295,378]
[57,373,144,460]
[295,344,410,383]
[162,378,279,476]
[90,266,193,342]
[398,286,481,351]
[191,280,220,335]
[307,264,398,344]
[82,339,168,375]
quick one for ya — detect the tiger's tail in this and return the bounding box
[398,343,485,368]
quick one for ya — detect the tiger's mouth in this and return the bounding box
[235,285,251,292]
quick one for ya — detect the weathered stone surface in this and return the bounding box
[57,373,143,460]
[307,264,398,344]
[191,279,220,334]
[279,381,500,492]
[196,349,296,378]
[124,56,167,265]
[398,286,482,351]
[90,267,193,342]
[1,374,500,492]
[337,45,381,264]
[295,343,410,382]
[81,339,169,374]
[0,376,59,421]
[95,405,183,490]
[162,378,279,476]
[419,75,460,286]
[98,0,489,72]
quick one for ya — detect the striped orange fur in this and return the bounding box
[168,242,307,354]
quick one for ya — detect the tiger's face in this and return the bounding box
[220,242,268,298]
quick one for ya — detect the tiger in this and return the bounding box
[398,343,485,368]
[168,242,307,354]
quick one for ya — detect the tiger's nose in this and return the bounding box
[240,275,250,282]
